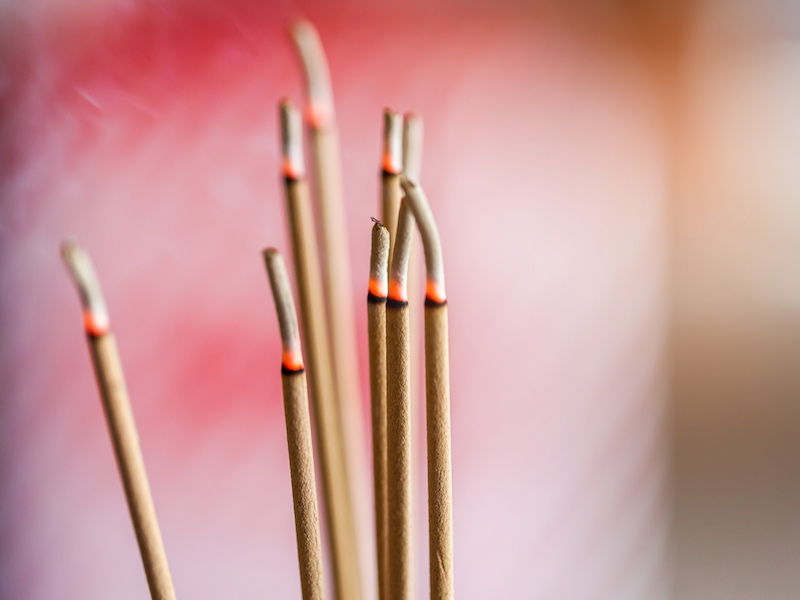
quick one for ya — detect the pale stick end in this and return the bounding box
[369,220,390,299]
[279,98,305,179]
[61,239,110,336]
[289,19,334,129]
[382,109,403,175]
[397,178,447,303]
[263,247,304,371]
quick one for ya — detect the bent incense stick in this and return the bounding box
[399,177,454,600]
[61,241,176,600]
[280,99,361,600]
[264,248,325,600]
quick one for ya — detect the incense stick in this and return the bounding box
[290,26,369,597]
[367,221,390,600]
[264,248,325,600]
[399,177,454,600]
[61,240,176,600]
[386,200,416,600]
[381,109,403,262]
[280,99,361,600]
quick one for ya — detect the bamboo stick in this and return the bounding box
[264,248,326,600]
[61,240,176,600]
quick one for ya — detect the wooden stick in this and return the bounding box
[280,99,361,600]
[367,221,390,600]
[264,248,325,600]
[290,26,370,598]
[381,109,403,262]
[386,201,416,600]
[399,178,454,600]
[61,240,176,600]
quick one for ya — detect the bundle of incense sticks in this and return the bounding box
[61,19,453,600]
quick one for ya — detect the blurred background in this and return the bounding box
[0,0,798,598]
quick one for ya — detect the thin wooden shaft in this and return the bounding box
[424,303,454,600]
[368,298,388,600]
[88,332,176,600]
[381,171,402,263]
[309,125,370,561]
[386,303,411,600]
[283,370,326,600]
[285,177,361,600]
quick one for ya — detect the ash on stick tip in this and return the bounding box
[399,177,447,303]
[263,248,304,371]
[382,109,403,175]
[369,221,390,299]
[61,239,110,336]
[279,98,305,180]
[289,19,334,129]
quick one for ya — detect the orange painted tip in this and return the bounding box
[282,349,305,372]
[388,279,407,303]
[83,310,110,336]
[306,101,334,130]
[382,153,401,175]
[369,277,388,299]
[282,157,303,180]
[425,279,447,304]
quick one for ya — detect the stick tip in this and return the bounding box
[263,247,304,371]
[369,219,390,299]
[279,99,305,180]
[289,18,334,129]
[382,108,403,175]
[61,239,110,336]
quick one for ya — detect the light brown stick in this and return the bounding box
[290,26,368,598]
[367,222,390,600]
[281,100,360,600]
[386,201,416,600]
[61,241,176,600]
[400,178,454,600]
[264,248,325,600]
[282,370,326,600]
[423,304,453,600]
